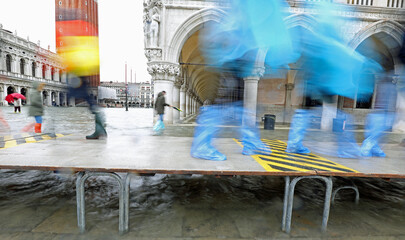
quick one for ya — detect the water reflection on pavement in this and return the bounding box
[0,106,404,239]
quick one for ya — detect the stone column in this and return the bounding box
[180,86,186,119]
[284,83,295,123]
[39,91,43,105]
[28,61,33,77]
[36,63,41,78]
[2,85,6,106]
[243,67,263,127]
[16,57,21,74]
[194,97,197,114]
[321,96,338,131]
[26,88,31,105]
[191,96,195,115]
[23,59,29,76]
[56,92,61,106]
[185,92,190,116]
[172,80,181,124]
[11,55,17,73]
[0,51,4,71]
[147,62,180,124]
[46,65,51,80]
[46,90,52,106]
[54,69,60,82]
[69,96,75,107]
[63,93,68,106]
[190,96,193,115]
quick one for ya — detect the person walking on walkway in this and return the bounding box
[27,82,45,133]
[153,91,171,135]
[13,98,21,113]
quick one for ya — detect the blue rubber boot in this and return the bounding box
[241,126,270,155]
[191,105,227,161]
[286,109,310,154]
[336,112,361,158]
[360,112,392,157]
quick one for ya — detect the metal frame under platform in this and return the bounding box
[0,134,403,234]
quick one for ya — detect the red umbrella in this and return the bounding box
[5,93,26,103]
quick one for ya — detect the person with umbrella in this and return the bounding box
[5,93,26,113]
[13,97,21,113]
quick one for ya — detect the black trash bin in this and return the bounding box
[263,114,276,130]
[332,118,346,132]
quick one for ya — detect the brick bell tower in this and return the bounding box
[55,0,100,89]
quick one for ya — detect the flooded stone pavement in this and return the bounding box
[0,106,405,239]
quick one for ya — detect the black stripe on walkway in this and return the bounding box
[259,156,356,173]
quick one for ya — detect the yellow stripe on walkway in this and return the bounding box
[234,139,358,173]
[0,133,66,150]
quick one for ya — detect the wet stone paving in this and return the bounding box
[0,106,405,239]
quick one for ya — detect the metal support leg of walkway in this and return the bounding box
[332,185,359,205]
[282,176,333,234]
[123,173,138,233]
[76,171,126,234]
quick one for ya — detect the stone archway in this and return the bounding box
[51,92,57,106]
[42,91,48,106]
[7,86,15,95]
[349,20,405,68]
[59,92,65,106]
[6,86,16,106]
[20,88,27,105]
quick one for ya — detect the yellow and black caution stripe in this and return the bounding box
[235,139,358,173]
[0,133,66,150]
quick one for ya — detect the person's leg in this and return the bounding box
[34,116,42,133]
[18,106,21,113]
[191,105,226,161]
[14,107,17,113]
[75,76,107,140]
[361,112,393,157]
[159,114,164,122]
[286,109,311,153]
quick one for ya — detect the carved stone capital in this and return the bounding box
[285,83,295,91]
[252,67,265,78]
[147,62,181,81]
[145,48,162,61]
[174,77,183,88]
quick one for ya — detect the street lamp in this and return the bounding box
[125,62,128,111]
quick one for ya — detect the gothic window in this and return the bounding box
[59,70,62,82]
[20,58,25,75]
[42,65,46,79]
[6,54,11,72]
[51,68,55,80]
[32,62,36,77]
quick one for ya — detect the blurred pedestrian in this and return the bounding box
[56,5,106,140]
[26,82,45,133]
[398,34,405,147]
[153,91,171,135]
[13,98,21,113]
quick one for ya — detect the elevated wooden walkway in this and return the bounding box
[0,133,403,234]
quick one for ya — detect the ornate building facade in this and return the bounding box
[0,24,68,107]
[100,81,154,107]
[144,0,405,130]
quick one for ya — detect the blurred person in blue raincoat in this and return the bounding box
[190,0,300,161]
[285,2,382,157]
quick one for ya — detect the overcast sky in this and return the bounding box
[0,0,149,83]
